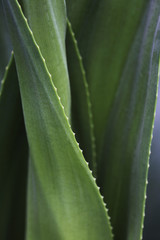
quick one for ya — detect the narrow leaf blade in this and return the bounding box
[66,20,97,175]
[22,0,71,118]
[66,1,160,239]
[3,1,113,239]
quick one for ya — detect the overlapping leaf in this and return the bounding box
[66,21,97,175]
[66,0,160,239]
[98,4,160,239]
[0,54,28,240]
[66,0,148,160]
[22,0,71,118]
[3,0,113,239]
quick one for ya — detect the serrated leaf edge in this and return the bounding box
[67,19,97,177]
[8,1,114,238]
[140,15,160,240]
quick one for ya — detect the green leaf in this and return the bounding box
[66,0,160,239]
[66,20,97,176]
[66,0,149,170]
[98,5,160,239]
[22,0,71,119]
[0,54,28,239]
[3,0,113,239]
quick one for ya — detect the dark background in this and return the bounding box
[143,86,160,240]
[0,1,160,239]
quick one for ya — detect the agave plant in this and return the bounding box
[0,0,160,239]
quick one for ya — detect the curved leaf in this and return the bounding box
[3,0,113,239]
[66,0,148,161]
[66,20,97,175]
[22,0,71,118]
[66,0,160,239]
[98,4,160,239]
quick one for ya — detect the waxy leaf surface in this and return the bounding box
[3,1,113,239]
[66,0,160,239]
[23,0,71,118]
